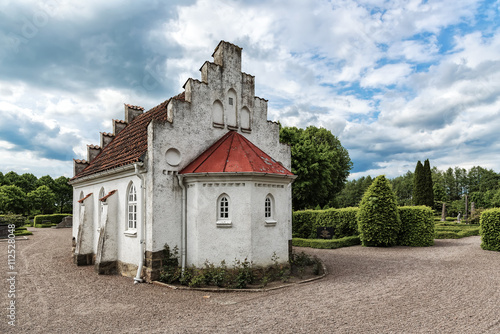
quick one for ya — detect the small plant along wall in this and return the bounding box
[158,244,323,289]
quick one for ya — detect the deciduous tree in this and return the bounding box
[280,126,352,210]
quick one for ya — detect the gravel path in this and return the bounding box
[1,227,499,333]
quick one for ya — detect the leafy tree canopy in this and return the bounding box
[0,185,27,214]
[28,185,56,214]
[280,125,352,210]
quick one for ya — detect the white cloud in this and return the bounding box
[361,63,413,88]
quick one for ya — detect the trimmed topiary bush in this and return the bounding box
[398,206,434,246]
[314,207,359,239]
[358,175,401,247]
[480,208,500,251]
[293,208,359,239]
[0,214,25,228]
[292,210,318,238]
[33,214,71,227]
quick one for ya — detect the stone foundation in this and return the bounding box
[144,249,164,282]
[117,261,139,278]
[73,253,94,266]
[95,261,117,275]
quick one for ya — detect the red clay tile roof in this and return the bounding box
[99,190,117,202]
[180,131,293,176]
[71,92,185,181]
[78,193,93,203]
[124,104,145,111]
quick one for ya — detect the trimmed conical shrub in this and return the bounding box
[413,160,425,205]
[358,175,401,247]
[423,159,434,207]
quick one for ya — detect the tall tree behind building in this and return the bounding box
[280,125,352,210]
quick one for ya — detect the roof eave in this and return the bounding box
[179,171,296,179]
[69,162,144,186]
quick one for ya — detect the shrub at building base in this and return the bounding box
[358,175,401,247]
[480,209,500,252]
[398,206,434,246]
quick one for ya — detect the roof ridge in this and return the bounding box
[222,131,236,172]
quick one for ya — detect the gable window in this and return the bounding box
[265,194,277,226]
[127,184,137,230]
[216,194,232,228]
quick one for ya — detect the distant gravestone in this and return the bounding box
[316,227,334,239]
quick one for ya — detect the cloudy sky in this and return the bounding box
[1,0,499,180]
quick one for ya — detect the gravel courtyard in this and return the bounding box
[1,227,499,333]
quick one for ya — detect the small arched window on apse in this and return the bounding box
[227,89,237,129]
[127,183,138,231]
[216,193,232,228]
[212,100,224,128]
[265,194,277,226]
[241,106,251,132]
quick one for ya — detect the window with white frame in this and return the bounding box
[265,194,277,226]
[265,196,272,218]
[128,184,137,230]
[216,194,232,227]
[219,196,229,219]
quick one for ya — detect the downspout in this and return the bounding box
[134,163,146,284]
[177,174,187,273]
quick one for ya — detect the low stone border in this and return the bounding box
[151,260,328,293]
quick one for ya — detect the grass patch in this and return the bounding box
[292,235,361,249]
[34,223,57,228]
[434,222,479,239]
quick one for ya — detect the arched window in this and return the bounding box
[216,194,232,228]
[265,194,277,226]
[128,184,137,230]
[219,196,229,219]
[265,196,272,218]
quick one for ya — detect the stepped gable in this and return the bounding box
[180,130,293,176]
[71,93,185,180]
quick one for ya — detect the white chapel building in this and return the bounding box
[69,41,296,282]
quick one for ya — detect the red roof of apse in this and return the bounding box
[180,131,293,176]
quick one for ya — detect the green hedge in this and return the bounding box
[480,209,500,251]
[0,214,25,228]
[33,214,71,226]
[292,208,359,239]
[292,210,318,239]
[398,206,434,247]
[292,236,361,249]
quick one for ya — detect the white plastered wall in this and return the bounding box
[71,170,143,267]
[184,174,293,267]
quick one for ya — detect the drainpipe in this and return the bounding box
[134,163,146,284]
[177,174,187,273]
